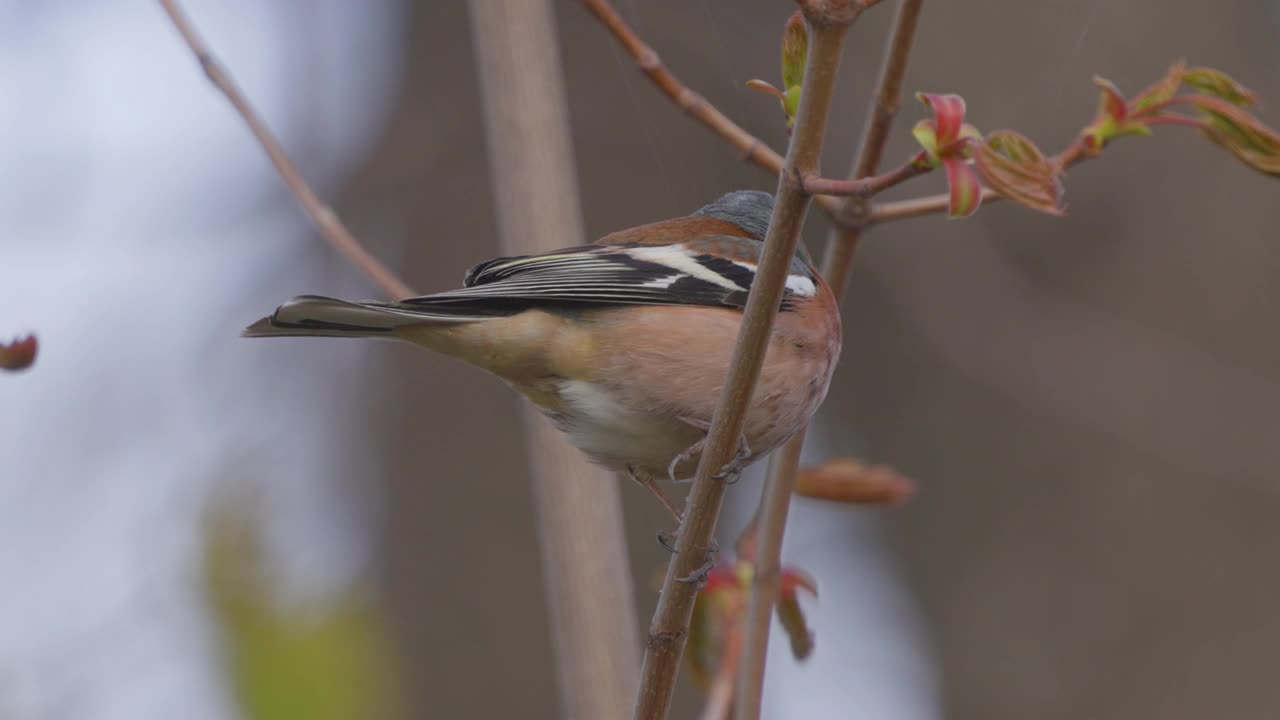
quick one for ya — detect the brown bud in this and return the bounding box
[795,457,915,505]
[0,334,37,371]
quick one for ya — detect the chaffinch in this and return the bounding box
[245,190,841,517]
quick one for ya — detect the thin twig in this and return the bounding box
[581,0,845,219]
[798,159,925,198]
[730,437,805,720]
[156,0,413,300]
[734,2,926,719]
[633,10,856,720]
[868,186,1001,224]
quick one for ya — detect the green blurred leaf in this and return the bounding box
[205,501,403,720]
[781,12,808,91]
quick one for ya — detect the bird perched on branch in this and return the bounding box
[245,190,841,518]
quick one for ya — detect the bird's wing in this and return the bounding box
[400,237,817,312]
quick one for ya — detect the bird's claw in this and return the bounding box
[657,529,719,556]
[676,558,716,588]
[711,434,752,482]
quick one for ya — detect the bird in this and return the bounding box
[244,190,841,519]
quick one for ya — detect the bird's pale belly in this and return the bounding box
[506,302,841,482]
[519,371,828,481]
[546,378,700,476]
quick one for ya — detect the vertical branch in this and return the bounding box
[734,2,926,719]
[156,0,413,300]
[826,0,927,290]
[467,2,640,719]
[634,6,858,718]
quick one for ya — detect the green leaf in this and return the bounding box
[205,501,403,720]
[944,157,984,218]
[781,12,808,91]
[911,120,940,166]
[1184,66,1258,107]
[1187,96,1280,176]
[1131,60,1186,113]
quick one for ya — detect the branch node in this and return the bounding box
[678,89,708,114]
[636,46,661,72]
[798,0,863,26]
[195,51,220,82]
[839,196,873,229]
[646,629,686,651]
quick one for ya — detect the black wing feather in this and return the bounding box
[398,237,812,315]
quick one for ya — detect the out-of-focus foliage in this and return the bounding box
[0,334,36,371]
[747,11,808,129]
[204,499,404,720]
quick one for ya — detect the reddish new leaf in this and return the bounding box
[1130,60,1187,112]
[685,559,818,693]
[776,568,817,661]
[975,130,1065,215]
[918,93,967,147]
[944,156,983,218]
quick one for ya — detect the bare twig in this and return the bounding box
[582,0,781,174]
[156,0,413,300]
[734,2,926,719]
[468,2,640,719]
[633,9,857,719]
[730,436,806,720]
[798,159,926,198]
[581,0,844,219]
[868,186,1001,224]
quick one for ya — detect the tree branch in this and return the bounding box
[156,0,413,300]
[798,159,926,198]
[633,10,857,719]
[581,0,845,219]
[734,2,925,719]
[868,186,1001,224]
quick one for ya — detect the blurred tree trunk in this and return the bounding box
[466,2,640,719]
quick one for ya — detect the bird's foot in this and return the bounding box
[676,557,717,588]
[656,528,719,555]
[711,434,752,483]
[676,417,752,483]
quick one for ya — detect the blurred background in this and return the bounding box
[1,1,1278,719]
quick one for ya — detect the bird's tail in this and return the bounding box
[242,295,483,339]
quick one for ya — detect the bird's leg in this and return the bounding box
[677,416,751,483]
[667,437,704,484]
[626,465,683,523]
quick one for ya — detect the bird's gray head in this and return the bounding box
[692,190,774,240]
